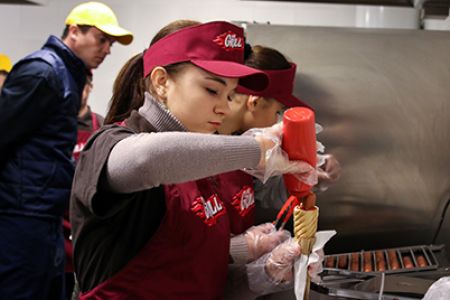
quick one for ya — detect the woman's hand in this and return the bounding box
[246,123,316,184]
[316,154,341,192]
[244,223,290,262]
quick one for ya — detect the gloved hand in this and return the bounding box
[315,154,341,192]
[246,238,326,295]
[246,238,301,295]
[243,123,316,184]
[244,223,291,262]
[265,239,301,283]
[308,249,324,283]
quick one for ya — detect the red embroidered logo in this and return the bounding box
[191,194,226,226]
[213,31,244,52]
[231,186,255,217]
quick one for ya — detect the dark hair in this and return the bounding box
[61,24,92,40]
[0,70,8,76]
[105,53,145,124]
[104,20,200,124]
[244,43,253,61]
[245,45,291,71]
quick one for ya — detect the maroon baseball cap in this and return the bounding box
[236,63,311,109]
[143,21,269,91]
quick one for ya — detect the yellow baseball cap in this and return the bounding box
[65,1,133,45]
[0,53,12,73]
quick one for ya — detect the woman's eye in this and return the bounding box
[206,88,218,95]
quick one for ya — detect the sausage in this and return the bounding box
[416,255,428,267]
[338,255,348,269]
[375,250,386,271]
[350,252,360,272]
[402,255,414,269]
[388,250,400,270]
[301,192,316,210]
[325,256,335,268]
[377,260,386,272]
[363,252,373,272]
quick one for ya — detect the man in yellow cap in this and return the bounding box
[0,53,12,90]
[0,2,133,300]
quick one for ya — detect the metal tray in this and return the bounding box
[323,244,439,275]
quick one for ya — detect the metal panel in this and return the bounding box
[0,0,40,4]
[434,203,450,256]
[247,24,450,254]
[242,0,413,6]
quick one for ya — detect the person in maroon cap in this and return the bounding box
[70,20,310,300]
[218,46,341,233]
[217,45,342,298]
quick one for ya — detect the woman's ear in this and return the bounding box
[246,95,261,112]
[150,67,169,100]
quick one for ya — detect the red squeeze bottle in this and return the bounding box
[282,107,317,203]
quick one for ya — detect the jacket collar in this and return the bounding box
[43,35,88,87]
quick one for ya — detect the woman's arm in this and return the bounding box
[105,132,261,193]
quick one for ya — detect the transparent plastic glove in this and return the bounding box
[245,223,291,262]
[315,123,323,135]
[294,230,336,299]
[246,238,300,295]
[308,249,324,283]
[265,238,301,283]
[242,123,316,184]
[315,154,341,192]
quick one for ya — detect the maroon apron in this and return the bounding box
[80,178,230,300]
[65,112,99,272]
[216,171,255,235]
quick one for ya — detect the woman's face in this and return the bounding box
[165,64,237,133]
[245,97,285,131]
[218,94,285,135]
[217,93,248,135]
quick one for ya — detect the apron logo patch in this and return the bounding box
[231,186,255,216]
[191,194,226,226]
[72,141,87,161]
[73,142,86,154]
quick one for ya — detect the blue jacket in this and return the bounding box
[0,35,87,219]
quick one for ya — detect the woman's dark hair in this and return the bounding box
[104,20,200,124]
[245,45,291,71]
[244,43,253,61]
[104,53,145,124]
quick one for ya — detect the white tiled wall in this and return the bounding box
[0,0,429,115]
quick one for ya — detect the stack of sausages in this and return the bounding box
[324,249,429,272]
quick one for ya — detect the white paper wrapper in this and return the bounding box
[294,230,337,300]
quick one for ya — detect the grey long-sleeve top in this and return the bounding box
[104,93,261,193]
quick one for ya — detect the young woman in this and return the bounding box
[218,46,341,236]
[70,21,304,300]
